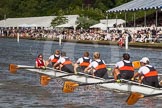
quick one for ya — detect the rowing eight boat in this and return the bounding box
[9,64,162,96]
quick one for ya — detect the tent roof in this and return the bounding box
[0,15,79,28]
[0,16,56,27]
[55,23,73,28]
[90,23,107,30]
[100,19,126,27]
[107,0,162,13]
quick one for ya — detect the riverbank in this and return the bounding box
[2,36,162,49]
[59,39,162,49]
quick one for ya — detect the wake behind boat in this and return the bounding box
[9,64,162,97]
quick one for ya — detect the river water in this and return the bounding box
[0,38,162,108]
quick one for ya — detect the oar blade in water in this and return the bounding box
[62,81,79,93]
[126,92,144,105]
[9,64,18,73]
[40,75,51,86]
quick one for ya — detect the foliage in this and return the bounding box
[0,0,132,20]
[0,0,157,28]
[76,16,99,29]
[51,15,68,27]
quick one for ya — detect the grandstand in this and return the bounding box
[106,0,162,28]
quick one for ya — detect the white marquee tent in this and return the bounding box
[55,23,73,28]
[89,19,125,30]
[0,16,56,27]
[100,19,125,28]
[90,23,107,30]
[107,0,162,13]
[0,15,79,28]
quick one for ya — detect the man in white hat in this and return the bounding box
[132,57,159,87]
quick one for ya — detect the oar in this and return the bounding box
[106,61,141,69]
[131,61,162,69]
[132,61,162,69]
[9,64,38,74]
[40,73,78,86]
[9,64,60,74]
[40,72,101,86]
[9,64,77,85]
[62,79,121,93]
[132,61,141,69]
[126,92,162,105]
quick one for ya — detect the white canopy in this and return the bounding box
[18,23,40,27]
[55,23,73,28]
[29,24,40,27]
[100,19,126,27]
[18,24,30,27]
[90,23,107,30]
[0,15,79,28]
[107,0,162,13]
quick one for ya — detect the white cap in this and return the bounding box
[140,57,149,63]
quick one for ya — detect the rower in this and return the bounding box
[112,53,134,80]
[132,57,159,88]
[54,51,74,73]
[35,54,46,69]
[74,51,92,74]
[46,49,60,68]
[84,52,108,79]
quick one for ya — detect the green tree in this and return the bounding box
[76,16,98,29]
[114,0,132,6]
[0,0,139,25]
[51,15,68,27]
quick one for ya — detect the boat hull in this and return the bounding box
[17,65,162,96]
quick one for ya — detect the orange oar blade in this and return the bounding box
[126,92,144,105]
[62,81,79,93]
[40,75,51,86]
[9,64,18,74]
[133,61,141,69]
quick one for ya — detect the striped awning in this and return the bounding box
[106,0,162,13]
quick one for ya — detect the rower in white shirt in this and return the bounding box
[54,51,74,73]
[74,51,92,73]
[84,52,108,79]
[46,49,60,68]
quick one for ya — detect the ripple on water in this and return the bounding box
[1,38,162,108]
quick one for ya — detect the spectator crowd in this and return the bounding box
[0,26,162,44]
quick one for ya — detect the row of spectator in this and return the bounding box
[0,26,162,43]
